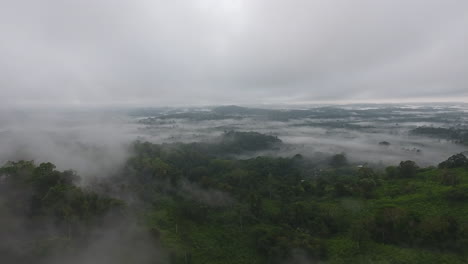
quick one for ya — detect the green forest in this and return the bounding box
[411,127,468,145]
[2,131,468,263]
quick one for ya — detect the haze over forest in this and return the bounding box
[1,1,468,264]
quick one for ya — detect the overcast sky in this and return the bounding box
[1,0,467,106]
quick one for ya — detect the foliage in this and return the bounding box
[0,161,125,263]
[3,134,468,263]
[117,139,468,263]
[329,153,348,168]
[411,126,468,145]
[439,153,468,169]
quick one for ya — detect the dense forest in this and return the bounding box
[2,131,468,263]
[411,127,468,145]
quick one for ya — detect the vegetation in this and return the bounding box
[2,132,468,263]
[136,105,467,124]
[411,126,468,145]
[0,161,126,263]
[111,141,468,263]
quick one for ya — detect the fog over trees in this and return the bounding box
[1,1,468,263]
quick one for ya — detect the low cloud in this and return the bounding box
[0,108,139,179]
[1,0,467,105]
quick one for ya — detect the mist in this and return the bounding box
[0,108,140,178]
[136,105,468,167]
[1,105,467,181]
[2,1,468,263]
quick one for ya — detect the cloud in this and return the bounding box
[1,0,467,105]
[0,108,139,178]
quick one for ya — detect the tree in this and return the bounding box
[398,160,418,178]
[419,216,459,248]
[370,207,419,244]
[334,182,350,197]
[329,153,348,168]
[440,171,460,186]
[445,186,468,202]
[385,166,398,178]
[248,193,263,217]
[357,167,376,179]
[438,153,468,169]
[379,141,390,146]
[350,219,371,250]
[358,178,377,198]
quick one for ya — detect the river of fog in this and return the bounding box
[138,117,467,167]
[0,105,467,178]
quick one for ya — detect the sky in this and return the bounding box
[1,0,468,107]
